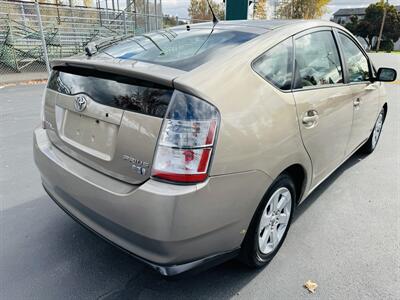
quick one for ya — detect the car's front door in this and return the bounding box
[292,28,354,186]
[336,31,380,154]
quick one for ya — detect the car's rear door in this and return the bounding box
[335,30,380,154]
[292,27,354,185]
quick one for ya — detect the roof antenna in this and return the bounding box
[206,0,219,25]
[193,0,219,55]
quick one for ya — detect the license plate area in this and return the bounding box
[57,107,118,161]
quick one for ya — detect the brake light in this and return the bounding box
[151,90,219,183]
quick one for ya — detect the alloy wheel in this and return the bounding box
[258,187,292,255]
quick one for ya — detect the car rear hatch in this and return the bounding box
[42,58,185,184]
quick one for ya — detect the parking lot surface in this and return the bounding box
[1,54,399,299]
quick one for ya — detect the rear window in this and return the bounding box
[48,68,173,118]
[100,27,259,71]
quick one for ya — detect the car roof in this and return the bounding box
[185,19,338,35]
[218,19,304,30]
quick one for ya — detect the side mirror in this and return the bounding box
[375,67,397,82]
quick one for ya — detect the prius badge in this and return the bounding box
[74,95,87,112]
[122,155,149,176]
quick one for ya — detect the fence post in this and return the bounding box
[96,0,102,27]
[146,0,149,32]
[7,13,19,72]
[34,1,50,74]
[20,3,27,27]
[122,10,127,35]
[159,0,163,29]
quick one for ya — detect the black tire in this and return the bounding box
[359,108,386,155]
[239,174,296,268]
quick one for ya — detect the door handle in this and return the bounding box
[353,97,361,108]
[302,110,319,128]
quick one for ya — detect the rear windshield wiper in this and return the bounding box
[165,29,178,38]
[155,31,173,41]
[85,35,132,56]
[130,38,147,50]
[141,34,165,55]
[161,29,177,39]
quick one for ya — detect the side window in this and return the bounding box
[294,31,343,89]
[253,38,293,90]
[338,33,370,83]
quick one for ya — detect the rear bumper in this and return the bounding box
[43,183,239,276]
[34,127,272,275]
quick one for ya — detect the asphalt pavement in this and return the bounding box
[0,53,399,299]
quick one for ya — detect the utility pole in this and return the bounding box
[376,0,388,52]
[35,0,50,74]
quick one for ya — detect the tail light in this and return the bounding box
[151,90,220,183]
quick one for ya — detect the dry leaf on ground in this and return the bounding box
[0,83,17,89]
[304,280,318,293]
[20,79,48,85]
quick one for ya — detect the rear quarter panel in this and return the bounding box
[174,28,313,197]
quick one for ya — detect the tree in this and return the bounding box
[278,0,330,19]
[163,15,187,27]
[83,0,93,7]
[254,0,267,19]
[345,1,400,49]
[344,15,358,33]
[188,0,225,22]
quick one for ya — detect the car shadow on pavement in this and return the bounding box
[47,214,262,300]
[98,260,261,300]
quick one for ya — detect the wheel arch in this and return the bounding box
[383,102,388,120]
[239,164,308,265]
[280,164,308,205]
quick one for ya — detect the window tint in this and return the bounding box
[101,28,259,71]
[294,31,343,89]
[338,33,370,83]
[253,38,293,90]
[48,69,173,118]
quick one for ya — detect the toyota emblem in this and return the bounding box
[74,95,87,112]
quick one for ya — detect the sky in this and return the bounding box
[162,0,400,19]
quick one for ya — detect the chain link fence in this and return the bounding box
[0,0,166,81]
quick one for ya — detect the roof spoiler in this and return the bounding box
[51,58,186,88]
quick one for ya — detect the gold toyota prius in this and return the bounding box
[34,20,397,276]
